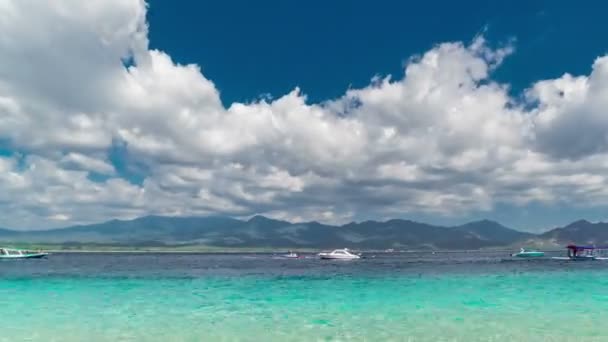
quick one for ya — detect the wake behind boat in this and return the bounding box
[318,248,360,260]
[0,248,48,259]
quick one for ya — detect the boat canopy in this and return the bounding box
[566,245,608,259]
[566,245,607,250]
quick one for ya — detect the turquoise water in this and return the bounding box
[1,253,607,341]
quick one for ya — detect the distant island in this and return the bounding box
[1,216,606,251]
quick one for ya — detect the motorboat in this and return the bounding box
[550,245,608,261]
[0,248,48,259]
[318,248,360,260]
[281,251,300,259]
[511,248,544,258]
[564,245,600,261]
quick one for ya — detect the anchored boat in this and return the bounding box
[566,245,603,261]
[511,248,544,258]
[0,248,48,259]
[552,245,608,261]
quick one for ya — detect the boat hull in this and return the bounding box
[318,255,360,260]
[513,252,544,258]
[0,253,48,259]
[570,256,596,261]
[282,255,300,259]
[551,256,597,261]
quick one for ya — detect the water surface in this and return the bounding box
[1,252,606,341]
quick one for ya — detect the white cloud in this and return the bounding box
[60,153,116,175]
[48,214,70,221]
[530,57,608,158]
[1,0,608,229]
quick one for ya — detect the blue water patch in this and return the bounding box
[1,252,606,341]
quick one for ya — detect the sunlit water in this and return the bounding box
[1,252,607,341]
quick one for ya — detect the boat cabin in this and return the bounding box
[566,245,608,260]
[0,248,29,256]
[567,245,589,258]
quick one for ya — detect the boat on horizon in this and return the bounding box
[552,245,608,261]
[318,248,361,260]
[281,251,301,259]
[511,248,544,258]
[549,245,608,261]
[0,248,48,259]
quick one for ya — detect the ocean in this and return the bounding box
[1,251,607,341]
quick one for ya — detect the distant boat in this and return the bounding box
[555,245,605,261]
[511,248,544,258]
[281,251,300,259]
[0,248,48,259]
[318,249,361,260]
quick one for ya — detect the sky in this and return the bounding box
[1,0,608,231]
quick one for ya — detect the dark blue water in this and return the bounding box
[1,251,603,278]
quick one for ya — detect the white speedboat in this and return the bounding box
[282,251,300,259]
[318,248,360,260]
[0,248,48,259]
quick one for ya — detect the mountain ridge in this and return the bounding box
[0,215,605,249]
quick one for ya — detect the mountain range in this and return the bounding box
[1,215,606,250]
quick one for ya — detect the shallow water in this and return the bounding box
[1,252,606,341]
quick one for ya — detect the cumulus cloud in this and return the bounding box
[1,0,608,229]
[530,57,608,159]
[60,153,116,175]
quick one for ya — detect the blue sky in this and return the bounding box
[147,0,606,105]
[2,1,608,231]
